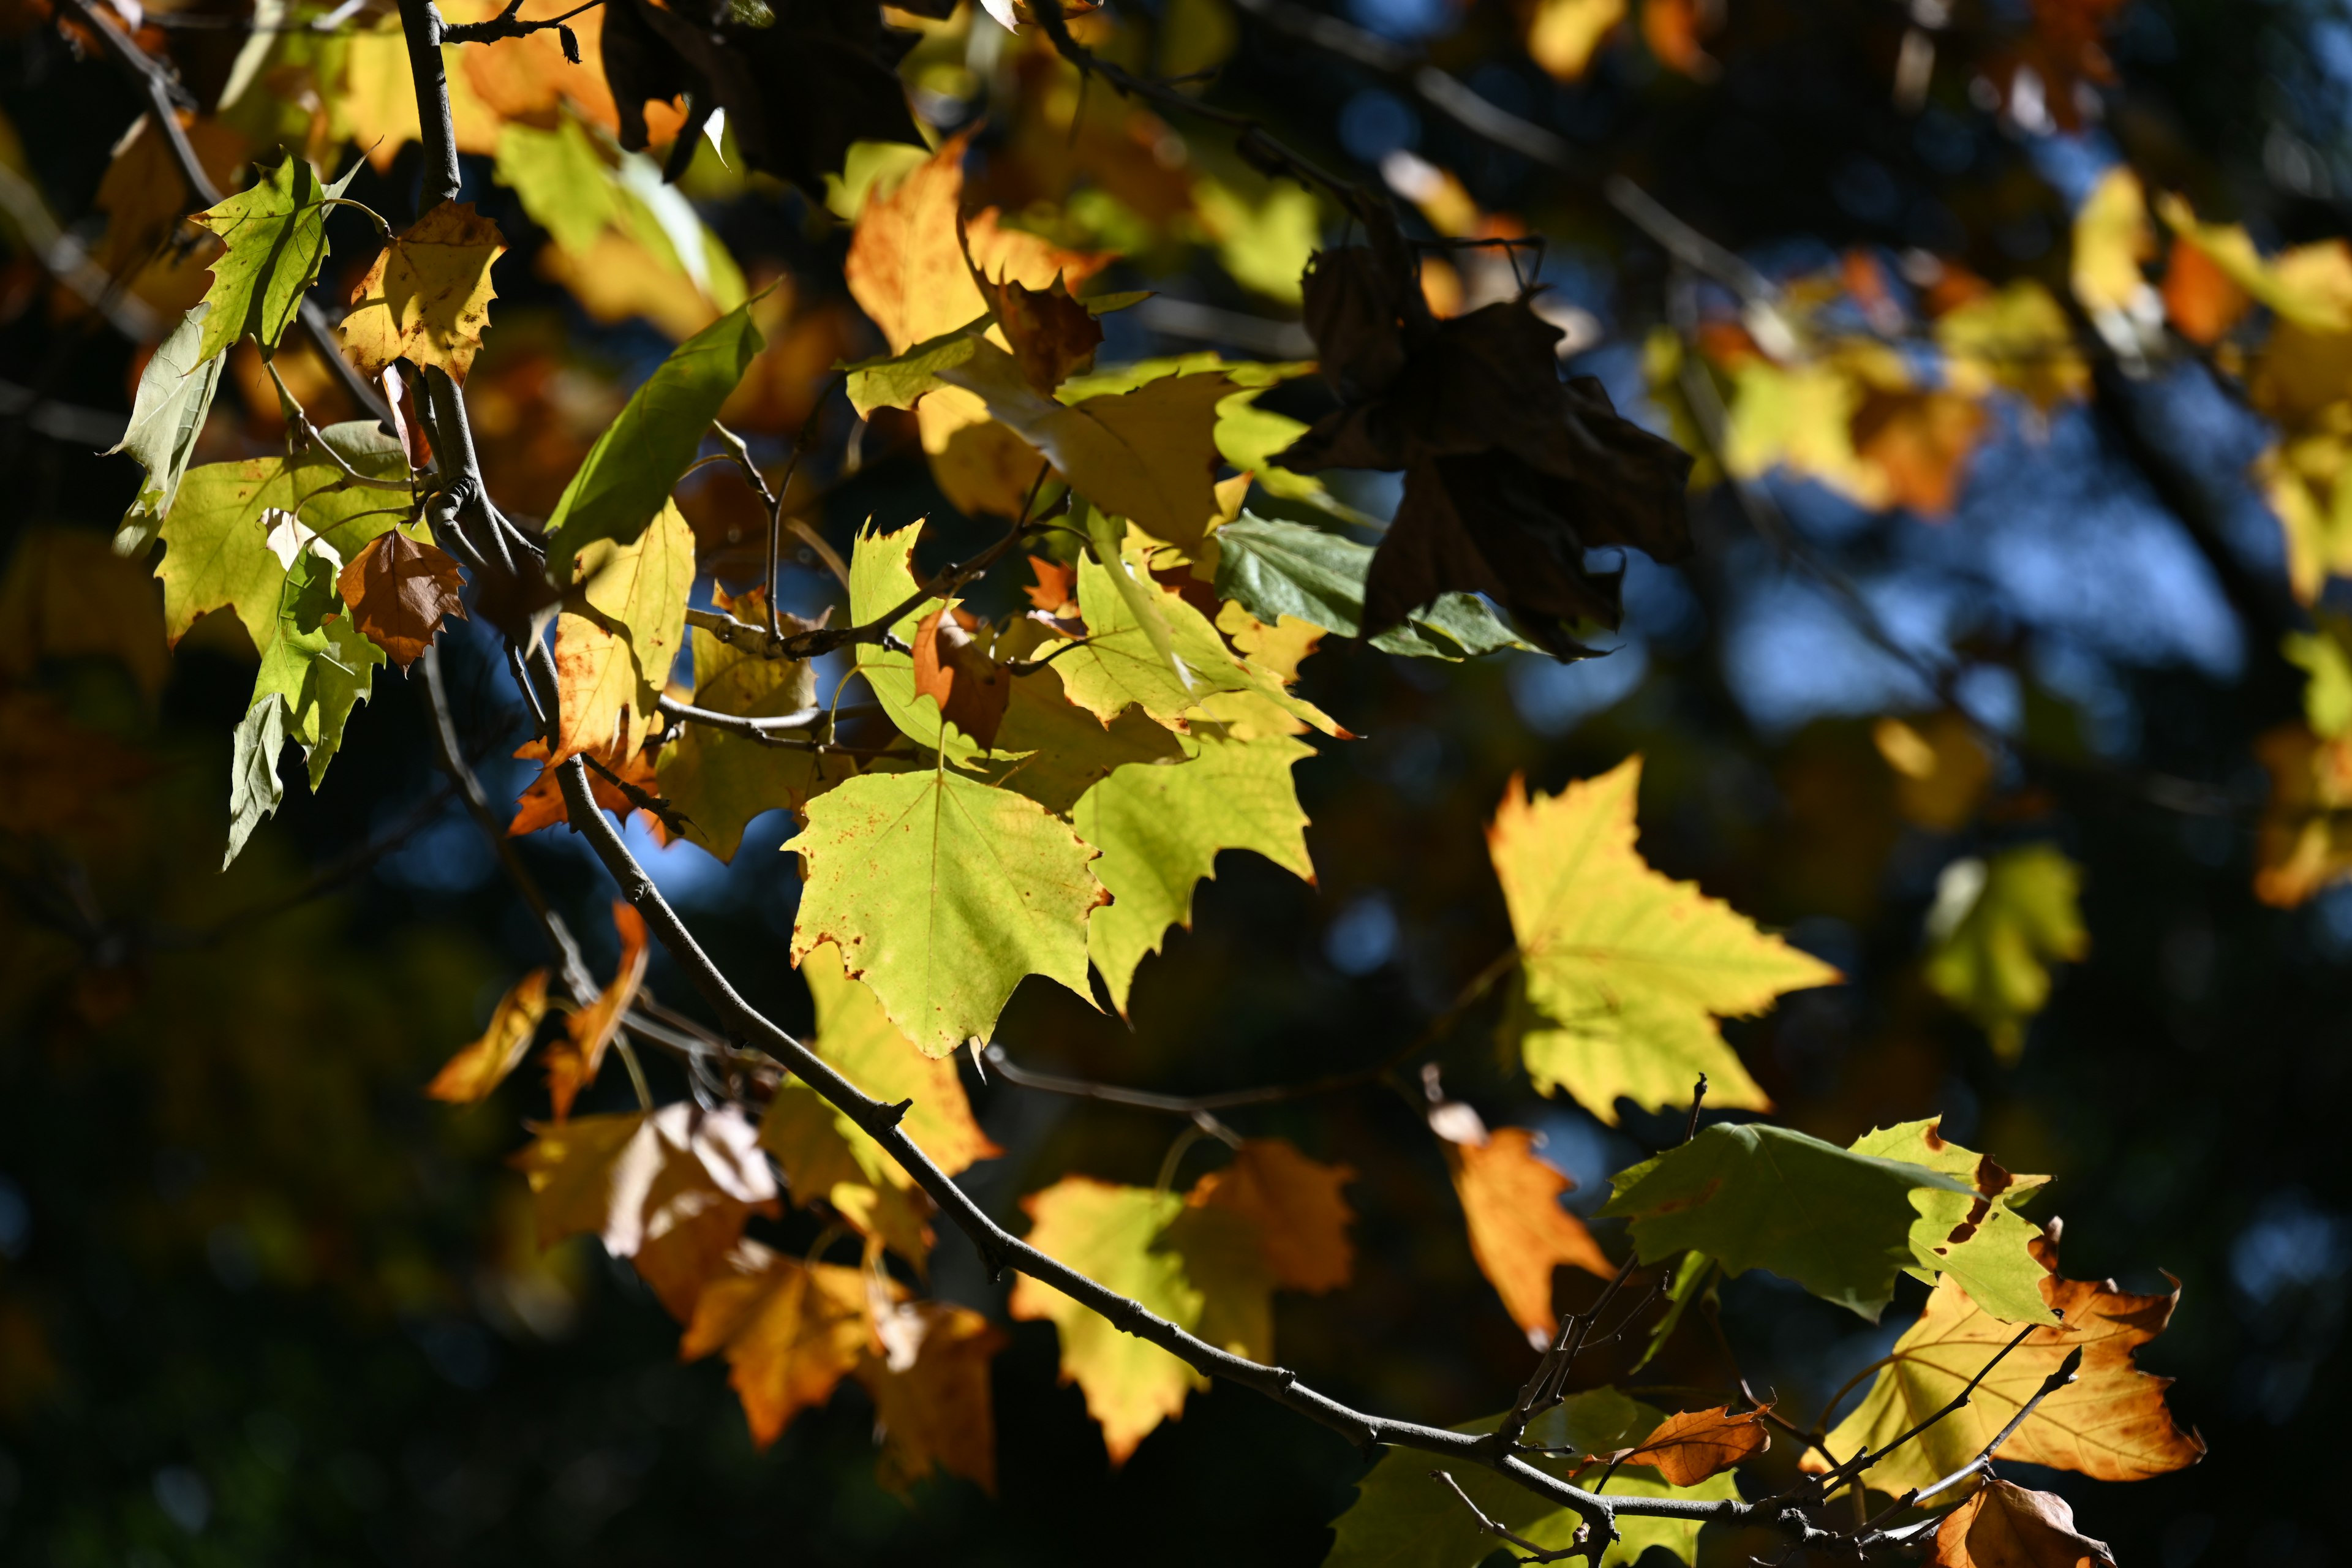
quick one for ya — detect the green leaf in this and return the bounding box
[1082,497,1186,689]
[1922,844,2088,1064]
[1324,1396,1736,1568]
[1600,1123,1980,1320]
[223,692,287,869]
[110,303,227,553]
[2285,616,2352,739]
[1075,728,1315,1016]
[249,551,387,792]
[159,443,415,649]
[1210,514,1529,659]
[789,767,1107,1055]
[840,318,986,416]
[1848,1119,2059,1326]
[190,154,358,361]
[1632,1252,1716,1372]
[1488,758,1840,1125]
[492,116,625,257]
[541,300,764,584]
[655,611,835,862]
[552,500,695,763]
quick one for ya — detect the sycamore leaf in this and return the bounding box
[846,523,1183,807]
[986,273,1103,393]
[789,769,1107,1055]
[1325,1395,1738,1568]
[425,970,551,1102]
[1488,758,1839,1124]
[1189,1139,1355,1294]
[1075,727,1316,1016]
[2069,166,2155,319]
[1923,845,2087,1063]
[843,129,1108,355]
[856,1298,1005,1494]
[937,342,1236,551]
[1936,282,2089,412]
[1600,1123,1984,1319]
[681,1246,872,1447]
[189,154,358,361]
[541,300,763,584]
[1874,712,1994,832]
[1050,546,1347,737]
[2156,194,2352,332]
[246,549,388,793]
[158,434,416,651]
[224,693,287,869]
[1209,513,1529,659]
[511,738,664,838]
[1850,1118,2057,1327]
[551,499,694,764]
[110,303,226,546]
[1606,1405,1771,1486]
[337,530,467,668]
[543,900,650,1121]
[1441,1126,1612,1343]
[913,604,1011,750]
[1931,1480,2116,1568]
[337,200,505,383]
[1811,1243,2205,1492]
[761,1082,931,1264]
[841,318,987,415]
[654,591,841,861]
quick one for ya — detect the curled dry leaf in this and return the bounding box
[911,604,1011,749]
[1442,1125,1613,1343]
[336,530,468,668]
[508,739,666,839]
[424,969,550,1102]
[1931,1479,2116,1568]
[337,201,506,383]
[543,900,650,1121]
[1600,1404,1771,1487]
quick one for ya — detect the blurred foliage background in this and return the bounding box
[2,0,2346,1562]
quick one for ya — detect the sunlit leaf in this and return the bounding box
[1922,845,2087,1063]
[336,201,505,383]
[425,970,552,1103]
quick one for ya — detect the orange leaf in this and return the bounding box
[985,273,1102,393]
[1931,1479,2115,1568]
[1607,1404,1771,1486]
[1025,555,1078,615]
[424,969,549,1102]
[1444,1127,1613,1342]
[1852,389,1988,518]
[1189,1138,1356,1294]
[337,201,505,383]
[911,605,1011,748]
[2254,723,2352,907]
[681,1246,872,1448]
[336,530,467,668]
[507,739,663,837]
[543,900,649,1120]
[1642,0,1715,77]
[2162,236,2252,345]
[858,1298,1007,1494]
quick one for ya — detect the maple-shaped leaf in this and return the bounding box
[551,500,694,765]
[856,1298,1005,1494]
[1189,1139,1356,1294]
[425,970,551,1102]
[912,604,1011,750]
[1047,543,1348,737]
[189,154,358,361]
[654,587,846,861]
[845,523,1183,808]
[110,304,227,546]
[1008,1176,1268,1464]
[1440,1124,1611,1342]
[1489,757,1839,1124]
[680,1244,872,1446]
[758,942,1000,1262]
[1923,845,2087,1063]
[1326,1392,1738,1568]
[1604,1404,1770,1486]
[243,548,390,808]
[1276,235,1692,658]
[510,738,666,838]
[336,529,467,668]
[790,769,1107,1055]
[1074,728,1316,1017]
[336,201,505,383]
[1809,1240,2205,1491]
[1931,1479,2116,1568]
[938,344,1237,551]
[1604,1124,1986,1319]
[600,0,924,194]
[2255,722,2352,906]
[157,429,417,650]
[977,271,1102,393]
[541,300,763,585]
[1210,513,1530,660]
[511,1102,778,1317]
[843,129,1109,355]
[543,900,650,1121]
[1850,1118,2058,1328]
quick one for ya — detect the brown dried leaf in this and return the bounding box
[424,969,550,1102]
[543,900,649,1121]
[910,604,1011,749]
[336,530,467,668]
[507,739,665,838]
[1931,1480,2115,1568]
[1604,1404,1771,1487]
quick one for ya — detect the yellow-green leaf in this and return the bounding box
[1846,1118,2059,1327]
[190,154,357,360]
[1922,844,2087,1063]
[551,499,693,764]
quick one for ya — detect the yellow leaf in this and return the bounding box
[424,969,549,1102]
[1936,281,2089,410]
[1526,0,1627,80]
[2255,722,2352,907]
[337,201,505,383]
[1188,1139,1355,1295]
[550,499,693,764]
[2068,166,2154,317]
[1874,712,1994,832]
[681,1246,872,1448]
[855,1298,1006,1493]
[1489,758,1839,1124]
